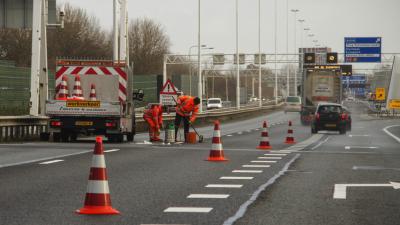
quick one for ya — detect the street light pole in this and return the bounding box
[291,9,299,96]
[286,0,289,97]
[236,0,240,109]
[189,44,206,95]
[258,0,262,107]
[298,19,305,49]
[197,0,203,112]
[274,0,278,104]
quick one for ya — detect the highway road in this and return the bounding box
[0,102,399,225]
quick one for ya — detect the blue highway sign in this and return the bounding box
[345,37,381,63]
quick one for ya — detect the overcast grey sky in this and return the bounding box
[59,0,400,55]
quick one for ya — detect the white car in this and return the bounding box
[207,98,223,110]
[284,96,302,112]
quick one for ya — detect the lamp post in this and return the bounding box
[291,9,299,96]
[274,0,278,104]
[197,0,203,112]
[189,44,206,96]
[258,0,262,107]
[298,19,305,49]
[286,0,289,98]
[236,0,240,109]
[303,27,310,47]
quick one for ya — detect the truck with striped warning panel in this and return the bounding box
[41,59,143,142]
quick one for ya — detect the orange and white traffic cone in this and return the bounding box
[206,120,228,162]
[76,137,120,215]
[257,121,272,150]
[72,75,84,100]
[284,121,296,144]
[89,84,97,101]
[57,75,69,100]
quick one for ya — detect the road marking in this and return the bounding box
[164,207,213,213]
[104,149,120,153]
[0,150,92,169]
[237,132,243,135]
[311,137,330,150]
[349,134,370,137]
[269,150,293,153]
[333,182,400,199]
[187,194,229,199]
[232,170,263,173]
[39,159,64,165]
[223,154,301,225]
[251,160,276,163]
[263,153,287,156]
[205,184,243,188]
[243,165,271,168]
[353,166,400,171]
[220,176,254,180]
[258,157,282,160]
[344,146,378,150]
[227,134,233,137]
[383,125,400,143]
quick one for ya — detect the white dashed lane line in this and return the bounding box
[164,207,213,213]
[104,149,120,153]
[205,184,243,188]
[232,170,263,173]
[251,160,276,163]
[220,176,254,180]
[258,157,282,160]
[39,159,64,165]
[243,165,271,168]
[187,194,229,199]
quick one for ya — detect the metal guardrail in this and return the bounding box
[0,116,48,142]
[0,102,283,142]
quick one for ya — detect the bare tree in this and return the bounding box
[129,18,170,75]
[0,29,32,67]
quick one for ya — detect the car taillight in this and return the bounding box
[50,121,61,127]
[315,113,320,120]
[106,122,117,128]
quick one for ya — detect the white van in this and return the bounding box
[284,96,302,112]
[207,98,223,110]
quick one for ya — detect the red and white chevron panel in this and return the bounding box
[55,66,127,102]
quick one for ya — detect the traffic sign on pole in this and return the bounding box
[160,79,178,106]
[375,88,385,101]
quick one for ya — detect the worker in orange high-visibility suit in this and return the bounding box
[175,95,201,142]
[143,104,163,142]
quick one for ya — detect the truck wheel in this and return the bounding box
[53,133,61,142]
[40,132,50,141]
[116,134,124,143]
[127,133,134,142]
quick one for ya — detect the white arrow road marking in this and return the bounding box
[232,170,263,173]
[345,146,378,150]
[164,207,213,213]
[39,159,64,165]
[187,194,229,199]
[205,184,243,188]
[333,182,400,199]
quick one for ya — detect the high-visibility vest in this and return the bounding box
[176,96,199,122]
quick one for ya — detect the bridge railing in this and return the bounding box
[0,116,48,142]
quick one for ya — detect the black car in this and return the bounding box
[311,103,350,134]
